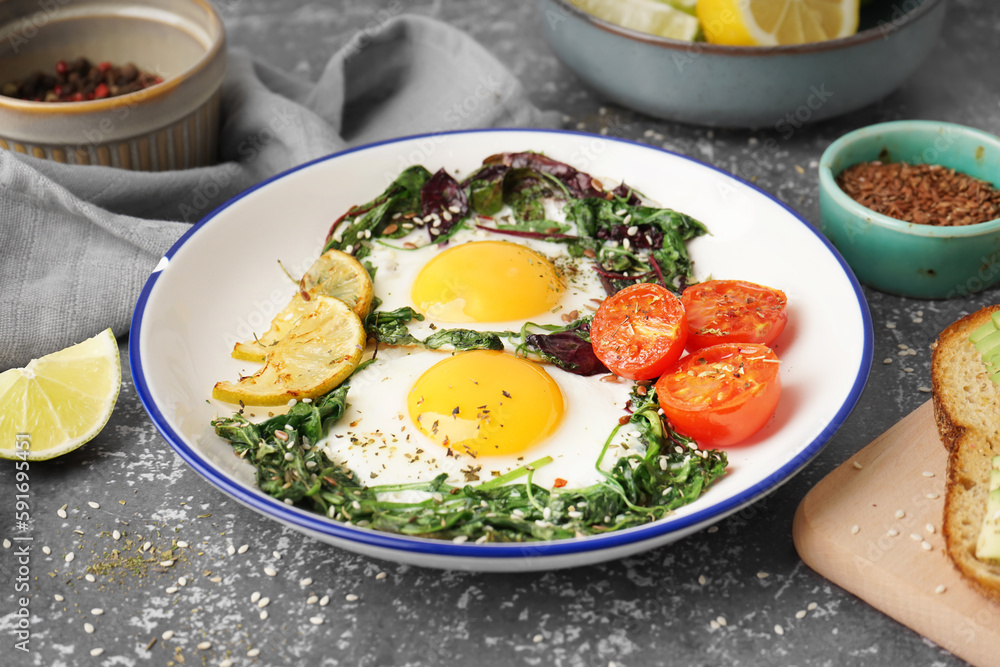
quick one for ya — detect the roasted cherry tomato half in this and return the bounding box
[680,280,787,350]
[654,343,781,447]
[590,283,687,381]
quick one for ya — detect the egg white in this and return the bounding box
[316,346,642,492]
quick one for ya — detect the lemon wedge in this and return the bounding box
[232,249,373,362]
[571,0,701,40]
[697,0,859,46]
[0,328,121,461]
[214,295,366,406]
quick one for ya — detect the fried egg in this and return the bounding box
[318,346,641,490]
[366,226,606,348]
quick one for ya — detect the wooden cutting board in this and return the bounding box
[793,401,1000,666]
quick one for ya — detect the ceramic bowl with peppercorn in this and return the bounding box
[0,0,225,171]
[819,120,1000,299]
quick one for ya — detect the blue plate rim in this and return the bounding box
[129,127,874,560]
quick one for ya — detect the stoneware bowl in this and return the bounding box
[536,0,946,128]
[819,120,1000,299]
[0,0,226,170]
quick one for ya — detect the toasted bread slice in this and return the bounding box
[932,305,1000,603]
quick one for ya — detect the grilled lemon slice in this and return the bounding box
[232,249,373,362]
[214,295,366,406]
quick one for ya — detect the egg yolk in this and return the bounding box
[407,350,564,458]
[410,241,565,323]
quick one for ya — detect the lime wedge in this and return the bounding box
[0,328,121,461]
[571,0,701,40]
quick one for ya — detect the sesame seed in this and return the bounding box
[795,610,806,619]
[272,550,281,560]
[178,577,188,587]
[887,528,900,537]
[90,648,104,657]
[935,585,947,594]
[91,608,104,616]
[88,501,100,509]
[448,205,461,214]
[198,641,212,650]
[850,525,860,535]
[210,576,222,583]
[227,545,236,556]
[774,624,784,636]
[259,610,268,620]
[65,553,74,563]
[85,573,96,582]
[918,386,932,393]
[922,471,935,478]
[305,616,323,626]
[112,531,121,541]
[927,493,939,499]
[376,572,387,580]
[710,620,719,630]
[895,509,906,519]
[300,577,313,587]
[707,526,718,534]
[221,660,233,667]
[909,533,922,541]
[698,574,707,586]
[85,623,95,634]
[162,630,175,640]
[926,524,936,534]
[626,225,638,236]
[166,587,178,594]
[264,567,277,577]
[143,541,151,551]
[177,540,189,548]
[251,591,260,603]
[533,634,543,643]
[57,508,67,519]
[883,358,893,364]
[307,595,318,605]
[346,594,359,602]
[853,461,863,470]
[54,594,64,601]
[716,616,727,626]
[452,535,468,544]
[160,560,175,567]
[238,544,248,554]
[43,546,51,555]
[756,571,769,579]
[807,602,818,611]
[247,648,260,657]
[319,595,330,606]
[921,541,932,551]
[258,597,270,608]
[284,452,294,461]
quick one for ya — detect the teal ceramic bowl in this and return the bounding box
[819,121,1000,299]
[536,0,946,128]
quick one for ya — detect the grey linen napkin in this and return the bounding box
[0,15,560,369]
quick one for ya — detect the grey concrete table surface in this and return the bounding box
[3,1,1000,665]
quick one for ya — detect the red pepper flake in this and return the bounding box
[553,478,568,488]
[836,161,1000,226]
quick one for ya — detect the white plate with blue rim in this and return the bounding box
[130,129,873,572]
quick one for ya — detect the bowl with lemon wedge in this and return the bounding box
[538,0,946,127]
